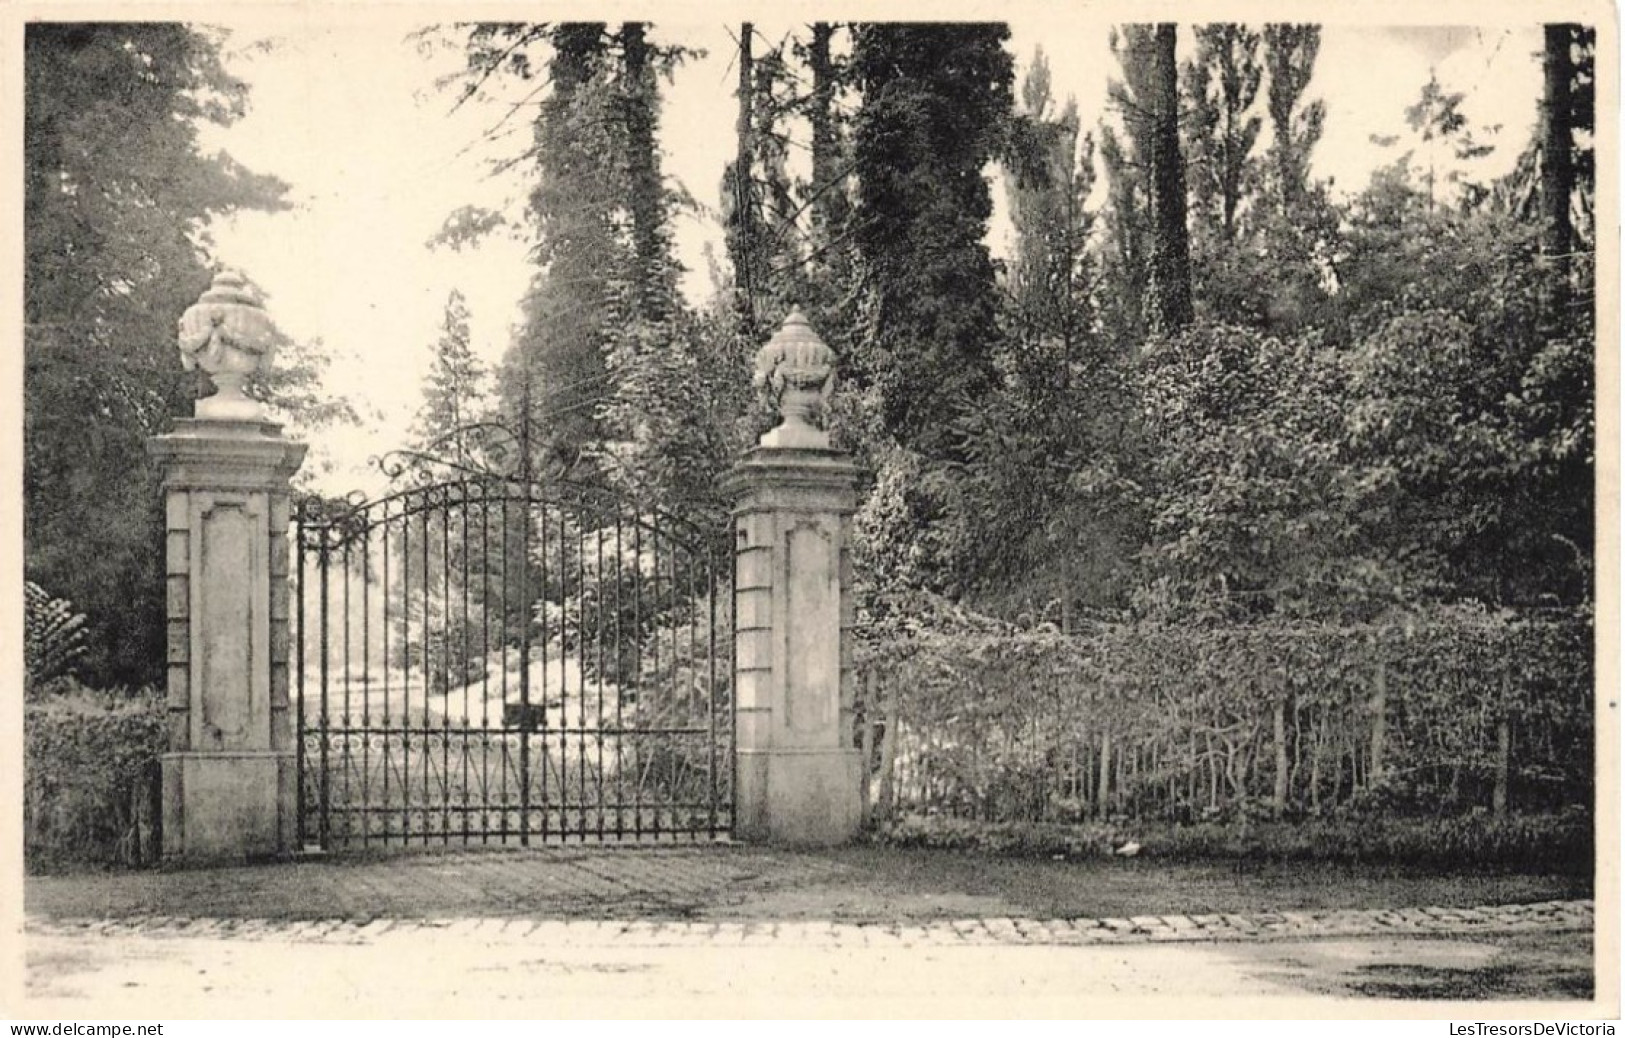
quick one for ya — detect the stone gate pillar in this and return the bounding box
[723,311,862,844]
[148,271,306,861]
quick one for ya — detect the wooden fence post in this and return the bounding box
[1272,698,1289,816]
[1369,657,1388,787]
[858,669,877,826]
[1493,718,1511,817]
[876,673,898,824]
[1096,730,1112,818]
[1494,670,1512,818]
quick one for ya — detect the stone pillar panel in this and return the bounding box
[724,445,862,846]
[783,519,839,741]
[149,418,305,862]
[194,493,268,750]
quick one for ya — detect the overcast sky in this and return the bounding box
[194,19,1546,492]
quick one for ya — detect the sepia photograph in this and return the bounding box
[8,1,1616,1021]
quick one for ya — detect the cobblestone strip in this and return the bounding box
[27,900,1593,948]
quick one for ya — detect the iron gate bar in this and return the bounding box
[632,516,643,838]
[341,533,350,842]
[422,492,434,843]
[295,514,307,847]
[576,510,586,838]
[596,524,606,841]
[460,483,471,843]
[518,490,530,847]
[361,523,371,849]
[294,476,732,851]
[498,493,509,842]
[379,498,389,847]
[480,488,491,844]
[614,515,625,840]
[440,484,450,844]
[318,531,330,848]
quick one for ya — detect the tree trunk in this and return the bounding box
[1148,23,1194,334]
[1493,718,1512,818]
[1309,709,1323,811]
[1369,658,1388,786]
[1272,699,1288,816]
[1493,669,1513,817]
[1097,730,1112,818]
[876,675,898,822]
[732,23,756,336]
[808,23,843,242]
[1541,24,1576,308]
[858,668,876,825]
[618,23,663,318]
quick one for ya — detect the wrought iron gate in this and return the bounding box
[293,465,733,850]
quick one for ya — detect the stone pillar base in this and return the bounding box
[162,751,296,861]
[736,748,863,846]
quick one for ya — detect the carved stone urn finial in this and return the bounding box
[752,307,836,449]
[177,269,277,421]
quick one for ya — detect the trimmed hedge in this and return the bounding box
[856,608,1593,824]
[24,683,164,872]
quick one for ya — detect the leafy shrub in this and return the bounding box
[24,682,165,872]
[24,581,89,696]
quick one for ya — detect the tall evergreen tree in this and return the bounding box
[410,289,489,461]
[1180,25,1271,327]
[1098,120,1150,352]
[794,21,859,417]
[962,49,1142,623]
[803,22,853,293]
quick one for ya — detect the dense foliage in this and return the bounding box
[24,24,352,690]
[421,22,1594,637]
[24,684,166,871]
[856,610,1593,826]
[24,24,1596,861]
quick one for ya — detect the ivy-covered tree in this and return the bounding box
[503,24,620,465]
[1105,24,1192,339]
[849,23,1014,460]
[722,24,805,345]
[1539,23,1597,320]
